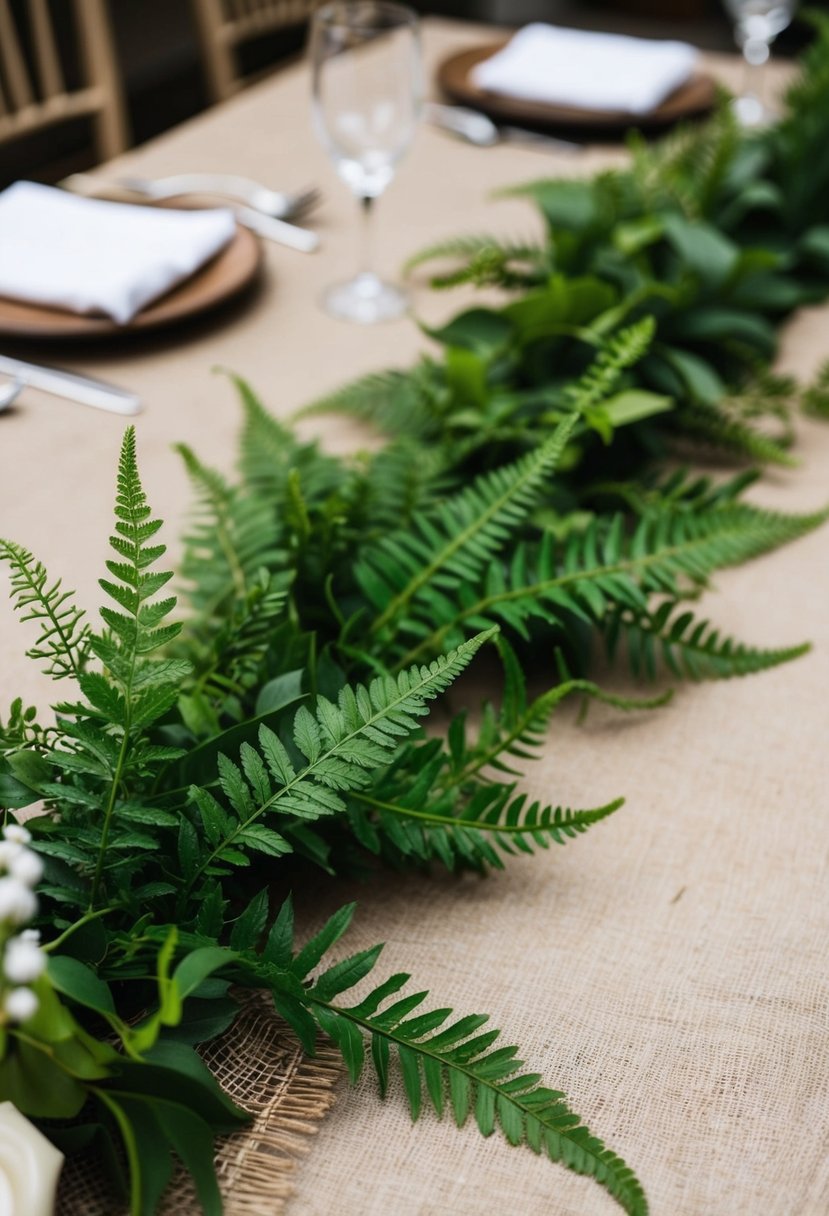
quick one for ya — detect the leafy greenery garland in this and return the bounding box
[2,20,829,1216]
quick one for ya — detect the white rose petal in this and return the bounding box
[4,938,45,984]
[9,849,43,889]
[4,987,39,1023]
[0,877,37,926]
[3,825,31,846]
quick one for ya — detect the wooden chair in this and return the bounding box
[0,0,128,163]
[191,0,324,102]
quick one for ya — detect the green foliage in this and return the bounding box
[801,358,829,418]
[0,539,89,680]
[297,21,829,472]
[7,30,829,1214]
[298,950,647,1215]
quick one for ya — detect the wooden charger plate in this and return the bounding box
[437,43,717,131]
[0,205,263,340]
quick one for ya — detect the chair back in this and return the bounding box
[192,0,324,101]
[0,0,127,160]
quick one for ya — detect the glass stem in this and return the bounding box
[741,35,770,104]
[359,194,375,279]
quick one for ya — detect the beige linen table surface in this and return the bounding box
[1,19,828,1216]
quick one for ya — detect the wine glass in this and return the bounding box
[723,0,797,126]
[310,1,421,324]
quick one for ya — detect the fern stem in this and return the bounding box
[351,790,625,832]
[43,906,117,953]
[89,706,132,911]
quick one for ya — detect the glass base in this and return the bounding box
[321,272,409,325]
[731,93,772,128]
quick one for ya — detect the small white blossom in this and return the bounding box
[0,877,37,926]
[19,929,40,944]
[4,987,38,1023]
[2,825,31,846]
[4,937,45,985]
[8,849,43,889]
[0,840,22,871]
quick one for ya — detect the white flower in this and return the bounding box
[3,825,31,846]
[0,840,22,871]
[19,929,40,944]
[8,849,43,889]
[4,937,45,985]
[0,877,37,926]
[4,987,38,1023]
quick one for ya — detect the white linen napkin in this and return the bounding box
[471,23,698,115]
[0,181,237,325]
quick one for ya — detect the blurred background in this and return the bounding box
[0,0,821,189]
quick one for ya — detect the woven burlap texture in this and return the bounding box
[57,992,340,1216]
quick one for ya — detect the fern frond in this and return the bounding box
[235,375,347,502]
[671,401,796,466]
[404,233,547,289]
[306,971,647,1216]
[295,362,441,441]
[180,632,496,885]
[177,444,282,619]
[349,786,624,871]
[0,540,89,680]
[394,498,829,667]
[360,441,454,532]
[357,415,577,640]
[604,603,810,680]
[247,904,646,1212]
[565,318,656,413]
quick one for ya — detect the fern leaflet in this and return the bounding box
[0,540,89,680]
[359,415,577,639]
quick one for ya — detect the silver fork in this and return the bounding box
[116,173,321,222]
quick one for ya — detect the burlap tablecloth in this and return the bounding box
[1,19,826,1215]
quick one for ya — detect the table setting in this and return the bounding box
[1,6,828,1216]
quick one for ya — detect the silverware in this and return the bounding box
[0,356,142,415]
[61,174,320,254]
[116,173,321,222]
[424,102,582,154]
[229,204,319,253]
[0,376,24,414]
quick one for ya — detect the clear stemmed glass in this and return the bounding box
[723,0,797,126]
[310,1,421,324]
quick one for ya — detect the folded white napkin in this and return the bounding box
[0,181,237,325]
[472,23,698,115]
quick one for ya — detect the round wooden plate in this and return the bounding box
[0,208,263,340]
[437,43,717,131]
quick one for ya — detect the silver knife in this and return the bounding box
[0,355,142,415]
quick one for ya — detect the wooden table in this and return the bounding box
[2,20,828,1216]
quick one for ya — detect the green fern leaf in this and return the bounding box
[394,497,829,668]
[307,974,647,1216]
[182,632,496,886]
[605,603,810,680]
[0,540,89,680]
[296,363,440,440]
[359,415,577,639]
